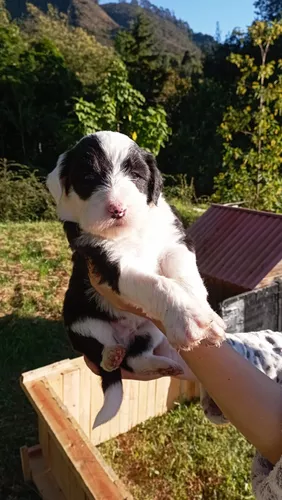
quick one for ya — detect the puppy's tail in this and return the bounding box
[93,368,123,429]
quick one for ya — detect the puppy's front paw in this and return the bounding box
[163,294,226,350]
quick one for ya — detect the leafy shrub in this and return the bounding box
[163,173,196,204]
[0,158,56,221]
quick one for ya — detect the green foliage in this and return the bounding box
[214,20,282,211]
[255,0,282,20]
[0,158,56,221]
[99,402,254,500]
[163,173,196,203]
[23,4,118,88]
[159,77,232,196]
[73,61,171,156]
[115,13,170,102]
[0,25,80,169]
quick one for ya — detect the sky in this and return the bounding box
[100,0,256,40]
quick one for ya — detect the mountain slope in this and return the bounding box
[6,0,118,45]
[6,0,215,57]
[102,2,201,58]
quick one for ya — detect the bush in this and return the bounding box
[0,158,56,221]
[163,173,196,204]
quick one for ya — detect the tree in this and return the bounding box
[255,0,282,20]
[159,78,231,196]
[23,3,118,88]
[0,31,80,169]
[215,21,222,43]
[115,13,169,103]
[213,20,282,212]
[72,61,171,156]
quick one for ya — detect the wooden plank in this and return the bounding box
[21,358,81,384]
[68,466,86,500]
[137,381,149,424]
[166,378,181,410]
[24,444,67,500]
[79,366,91,438]
[90,374,104,445]
[48,372,63,400]
[22,379,131,500]
[48,437,69,496]
[118,381,130,435]
[20,445,32,482]
[128,380,139,430]
[155,378,170,415]
[38,417,49,462]
[146,379,157,420]
[62,369,80,423]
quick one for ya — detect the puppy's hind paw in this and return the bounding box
[100,345,126,372]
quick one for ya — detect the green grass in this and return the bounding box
[0,222,74,500]
[0,213,254,500]
[168,198,207,227]
[99,402,254,500]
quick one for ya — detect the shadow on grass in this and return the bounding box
[0,314,74,500]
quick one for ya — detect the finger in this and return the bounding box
[120,365,184,381]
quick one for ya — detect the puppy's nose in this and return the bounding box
[107,202,127,219]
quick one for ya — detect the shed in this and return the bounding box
[188,204,282,311]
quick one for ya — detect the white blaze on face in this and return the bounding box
[46,131,153,238]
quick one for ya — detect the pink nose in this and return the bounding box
[107,202,127,219]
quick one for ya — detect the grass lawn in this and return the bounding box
[99,402,254,500]
[0,211,254,500]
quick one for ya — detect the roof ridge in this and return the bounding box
[210,204,282,220]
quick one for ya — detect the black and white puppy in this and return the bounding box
[47,131,226,428]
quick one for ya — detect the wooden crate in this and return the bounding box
[20,356,199,500]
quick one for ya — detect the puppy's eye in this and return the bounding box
[131,171,144,180]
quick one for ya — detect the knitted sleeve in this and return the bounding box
[252,451,282,499]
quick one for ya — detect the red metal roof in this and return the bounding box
[189,204,282,290]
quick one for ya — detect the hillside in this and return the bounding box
[102,2,202,57]
[6,0,215,58]
[6,0,118,45]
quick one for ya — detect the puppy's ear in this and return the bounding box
[143,151,163,205]
[46,152,78,222]
[46,153,67,204]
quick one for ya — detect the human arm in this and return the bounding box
[86,268,282,465]
[183,342,282,465]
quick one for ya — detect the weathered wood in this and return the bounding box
[21,377,132,500]
[21,356,199,500]
[22,444,67,500]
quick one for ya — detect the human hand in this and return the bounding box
[84,334,197,381]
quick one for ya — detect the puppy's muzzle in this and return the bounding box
[107,202,127,219]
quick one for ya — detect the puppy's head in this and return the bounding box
[46,131,163,237]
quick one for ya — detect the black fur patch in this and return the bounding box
[63,252,118,327]
[127,333,152,358]
[143,151,163,205]
[63,221,121,294]
[60,135,111,199]
[68,329,123,391]
[120,148,163,205]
